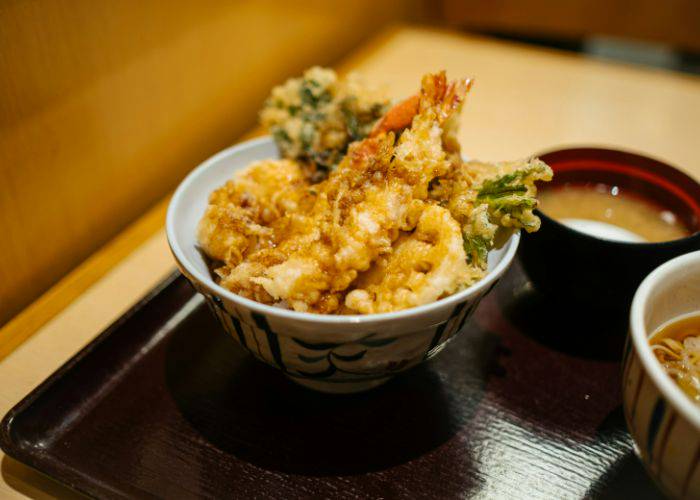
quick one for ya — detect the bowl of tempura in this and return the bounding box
[167,68,552,392]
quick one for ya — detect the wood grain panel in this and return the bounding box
[0,0,408,325]
[441,0,700,51]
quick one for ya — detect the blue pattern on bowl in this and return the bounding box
[189,277,497,392]
[166,136,520,393]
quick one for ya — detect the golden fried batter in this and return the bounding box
[345,204,473,314]
[197,159,312,266]
[198,69,552,314]
[210,72,469,313]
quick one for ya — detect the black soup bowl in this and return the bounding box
[520,147,700,323]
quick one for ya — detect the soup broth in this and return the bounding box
[539,184,689,243]
[650,313,700,403]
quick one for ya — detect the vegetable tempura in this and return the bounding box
[199,69,552,314]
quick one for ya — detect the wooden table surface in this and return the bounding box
[2,25,700,498]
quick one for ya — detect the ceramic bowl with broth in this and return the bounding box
[624,250,700,497]
[520,148,700,319]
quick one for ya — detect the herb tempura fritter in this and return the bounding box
[260,67,388,174]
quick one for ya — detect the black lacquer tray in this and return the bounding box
[0,259,665,498]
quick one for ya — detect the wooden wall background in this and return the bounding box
[0,0,411,325]
[440,0,700,51]
[2,0,694,326]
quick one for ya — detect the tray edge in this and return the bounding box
[0,270,185,497]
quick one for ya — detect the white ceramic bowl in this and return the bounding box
[624,250,700,497]
[166,137,520,393]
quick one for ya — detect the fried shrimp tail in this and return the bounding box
[198,68,552,314]
[370,73,473,142]
[370,94,420,137]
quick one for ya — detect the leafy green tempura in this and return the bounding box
[458,160,553,268]
[463,234,490,267]
[462,205,498,267]
[476,160,552,231]
[260,67,388,174]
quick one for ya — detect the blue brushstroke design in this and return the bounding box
[357,337,396,347]
[422,302,466,359]
[204,296,225,332]
[424,321,449,360]
[298,353,327,363]
[292,338,342,350]
[331,350,367,362]
[211,294,226,311]
[251,312,286,372]
[647,398,666,461]
[455,300,478,334]
[229,314,248,349]
[449,302,467,321]
[423,302,467,359]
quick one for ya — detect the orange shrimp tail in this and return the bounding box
[370,71,473,137]
[369,94,420,137]
[420,71,473,121]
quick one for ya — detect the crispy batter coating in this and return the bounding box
[206,72,470,313]
[197,159,312,267]
[198,70,552,314]
[345,204,472,314]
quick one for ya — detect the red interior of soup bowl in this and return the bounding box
[537,148,700,234]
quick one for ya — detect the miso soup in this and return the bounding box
[539,184,689,243]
